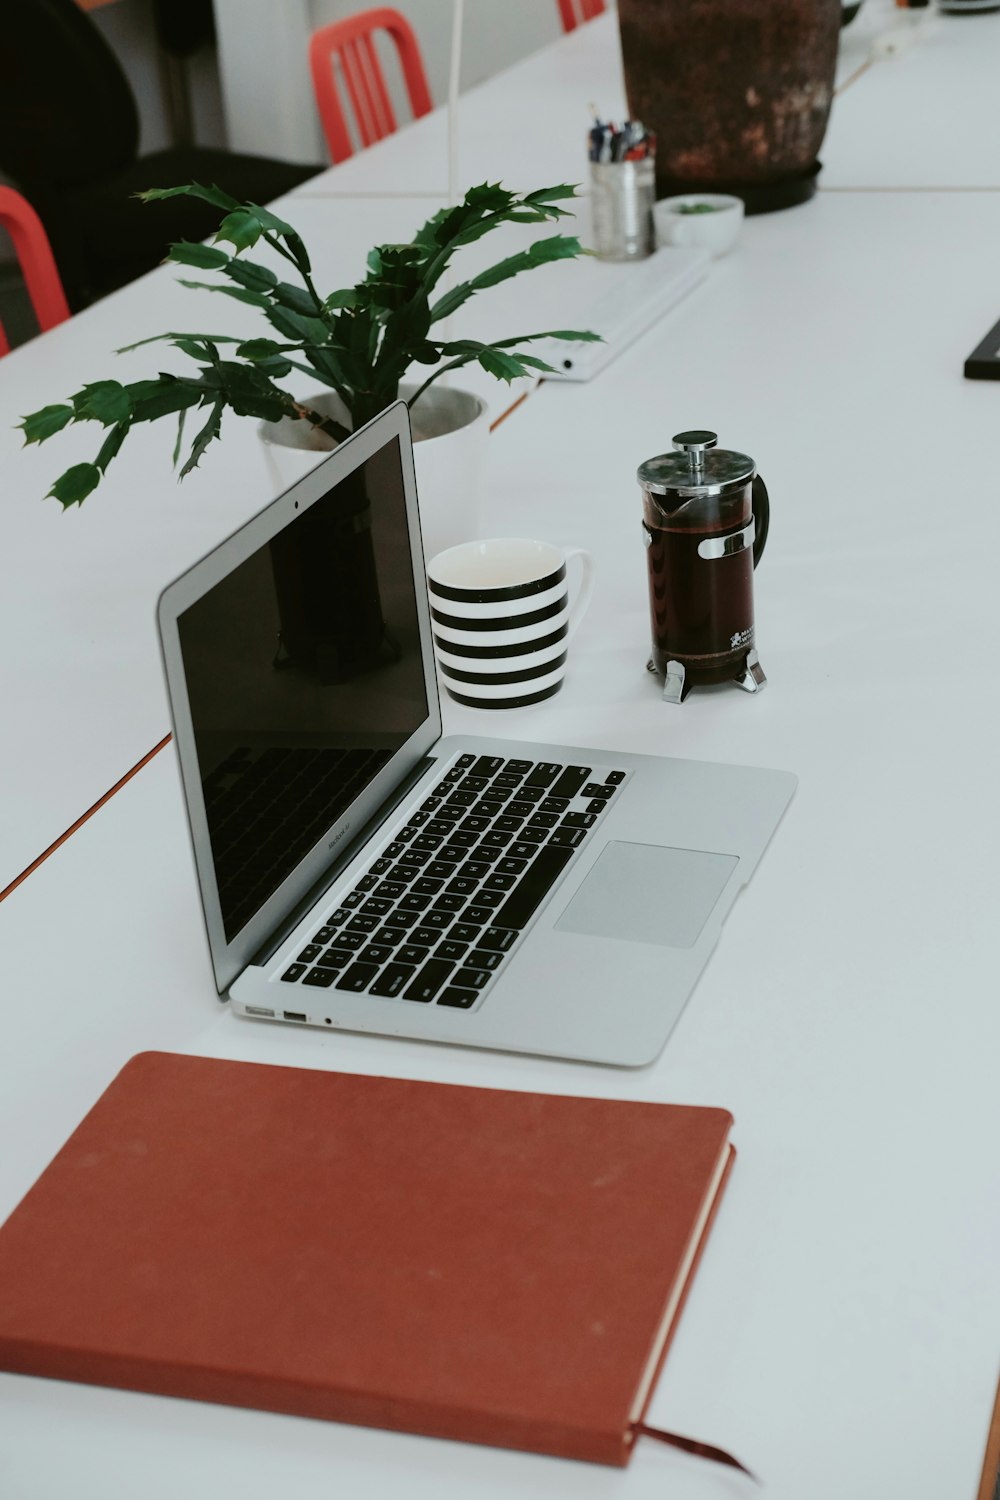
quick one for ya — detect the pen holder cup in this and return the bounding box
[590,159,655,261]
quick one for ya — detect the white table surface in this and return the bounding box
[2,185,999,1499]
[2,13,1000,1500]
[823,4,1000,188]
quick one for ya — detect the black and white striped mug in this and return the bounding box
[426,538,594,708]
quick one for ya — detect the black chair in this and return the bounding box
[0,0,324,307]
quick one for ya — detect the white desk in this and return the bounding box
[2,15,1000,1500]
[823,5,1000,188]
[2,185,999,1500]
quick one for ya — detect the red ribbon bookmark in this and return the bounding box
[635,1422,760,1484]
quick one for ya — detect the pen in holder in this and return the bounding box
[589,117,655,262]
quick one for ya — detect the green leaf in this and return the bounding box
[215,209,264,253]
[263,304,329,344]
[48,463,101,508]
[243,203,299,239]
[95,420,131,472]
[168,240,231,270]
[179,398,224,478]
[477,348,529,382]
[115,331,243,354]
[223,258,278,292]
[270,281,320,316]
[523,184,581,204]
[72,381,131,427]
[236,338,289,361]
[138,182,241,212]
[430,236,584,322]
[19,404,74,444]
[177,278,273,309]
[128,376,205,424]
[324,289,360,312]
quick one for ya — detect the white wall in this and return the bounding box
[214,0,565,167]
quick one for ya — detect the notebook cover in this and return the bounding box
[0,1053,734,1467]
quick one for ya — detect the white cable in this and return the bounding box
[448,0,464,206]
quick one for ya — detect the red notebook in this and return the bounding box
[0,1053,734,1467]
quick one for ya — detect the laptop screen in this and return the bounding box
[175,434,429,943]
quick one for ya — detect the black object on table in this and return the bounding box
[964,317,1000,381]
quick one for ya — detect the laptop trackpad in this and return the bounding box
[555,841,739,949]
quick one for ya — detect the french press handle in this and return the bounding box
[751,475,769,568]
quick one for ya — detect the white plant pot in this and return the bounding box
[257,384,490,564]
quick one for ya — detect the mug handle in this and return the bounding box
[751,476,770,568]
[563,547,595,639]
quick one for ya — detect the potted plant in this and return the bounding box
[20,181,598,556]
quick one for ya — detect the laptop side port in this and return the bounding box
[244,1005,275,1018]
[282,1010,307,1022]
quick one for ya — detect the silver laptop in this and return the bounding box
[157,402,795,1067]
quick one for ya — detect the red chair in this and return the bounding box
[309,8,432,164]
[0,186,70,356]
[558,0,606,31]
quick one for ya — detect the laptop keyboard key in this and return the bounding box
[549,766,591,799]
[336,961,380,992]
[523,762,562,789]
[436,940,469,962]
[451,967,489,990]
[466,949,503,971]
[450,923,483,945]
[298,944,322,963]
[419,910,453,930]
[345,915,379,933]
[607,770,626,784]
[303,967,336,987]
[438,987,479,1009]
[470,756,504,778]
[411,924,447,947]
[318,947,353,968]
[359,944,394,966]
[479,927,517,952]
[400,893,431,912]
[281,963,307,982]
[397,944,430,965]
[492,845,573,930]
[373,925,407,946]
[404,958,456,1003]
[549,828,586,848]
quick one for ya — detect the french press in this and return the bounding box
[638,429,769,703]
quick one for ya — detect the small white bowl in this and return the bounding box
[653,194,745,258]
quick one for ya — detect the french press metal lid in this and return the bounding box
[637,428,757,500]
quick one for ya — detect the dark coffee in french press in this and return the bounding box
[638,430,769,702]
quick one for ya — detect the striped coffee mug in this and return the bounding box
[426,538,595,709]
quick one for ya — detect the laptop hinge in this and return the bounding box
[249,754,439,969]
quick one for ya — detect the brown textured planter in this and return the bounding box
[617,0,842,213]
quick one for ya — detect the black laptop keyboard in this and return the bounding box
[278,753,627,1013]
